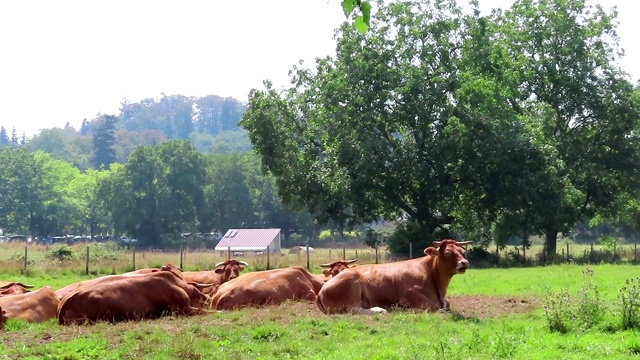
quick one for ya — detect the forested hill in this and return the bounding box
[0,93,251,170]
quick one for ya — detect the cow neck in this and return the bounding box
[426,255,445,310]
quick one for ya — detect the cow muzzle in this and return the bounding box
[456,260,470,272]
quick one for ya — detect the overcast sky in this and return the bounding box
[0,0,637,138]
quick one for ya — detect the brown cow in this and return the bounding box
[181,259,249,285]
[0,281,35,296]
[0,286,59,323]
[317,259,357,281]
[211,267,325,310]
[56,264,185,300]
[317,239,471,314]
[58,271,210,325]
[0,306,6,331]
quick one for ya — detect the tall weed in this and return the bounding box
[620,277,640,330]
[544,267,605,333]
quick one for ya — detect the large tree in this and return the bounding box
[92,115,118,169]
[242,0,639,257]
[470,0,640,257]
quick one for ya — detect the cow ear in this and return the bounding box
[214,268,225,274]
[322,269,331,277]
[424,247,439,256]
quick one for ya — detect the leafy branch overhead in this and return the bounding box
[342,0,371,34]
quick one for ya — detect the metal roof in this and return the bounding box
[215,228,281,251]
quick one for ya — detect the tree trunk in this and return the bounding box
[545,230,558,263]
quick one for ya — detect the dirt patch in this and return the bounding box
[448,294,541,319]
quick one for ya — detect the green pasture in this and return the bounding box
[1,263,640,359]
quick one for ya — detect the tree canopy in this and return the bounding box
[241,0,640,258]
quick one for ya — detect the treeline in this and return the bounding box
[0,144,318,248]
[0,93,251,172]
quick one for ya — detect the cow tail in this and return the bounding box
[316,295,327,314]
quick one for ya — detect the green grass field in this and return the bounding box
[2,261,640,359]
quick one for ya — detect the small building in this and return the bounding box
[215,228,282,255]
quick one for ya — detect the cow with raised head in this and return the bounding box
[317,259,357,281]
[317,239,471,314]
[0,286,59,323]
[58,271,211,325]
[211,266,326,310]
[0,281,35,296]
[181,259,249,286]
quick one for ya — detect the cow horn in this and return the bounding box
[318,263,332,267]
[214,261,226,268]
[195,283,214,288]
[345,259,358,264]
[238,261,249,267]
[433,241,443,246]
[19,283,35,288]
[456,241,472,245]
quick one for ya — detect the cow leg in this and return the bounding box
[401,291,441,311]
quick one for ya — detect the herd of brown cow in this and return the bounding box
[0,239,470,330]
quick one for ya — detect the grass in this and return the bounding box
[2,243,640,359]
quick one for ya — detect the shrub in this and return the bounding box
[465,247,500,266]
[620,277,640,330]
[45,245,74,261]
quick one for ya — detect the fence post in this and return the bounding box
[86,246,90,275]
[180,246,184,270]
[132,246,136,270]
[355,250,358,259]
[522,244,526,264]
[375,243,379,264]
[306,244,310,270]
[561,248,565,261]
[267,246,270,270]
[614,242,617,260]
[227,247,231,260]
[24,246,27,272]
[329,249,332,259]
[635,243,637,263]
[409,243,413,259]
[590,243,594,263]
[343,247,346,260]
[566,243,569,262]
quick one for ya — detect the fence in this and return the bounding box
[0,242,638,275]
[0,243,389,275]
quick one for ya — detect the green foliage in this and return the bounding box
[46,245,75,261]
[619,277,640,330]
[543,267,605,333]
[342,0,371,34]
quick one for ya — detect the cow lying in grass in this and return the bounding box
[211,267,326,310]
[0,286,60,323]
[58,271,211,325]
[317,239,471,314]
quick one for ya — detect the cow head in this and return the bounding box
[0,283,33,296]
[159,263,184,279]
[319,259,358,279]
[214,259,249,281]
[425,239,471,274]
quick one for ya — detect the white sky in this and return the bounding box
[0,0,637,138]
